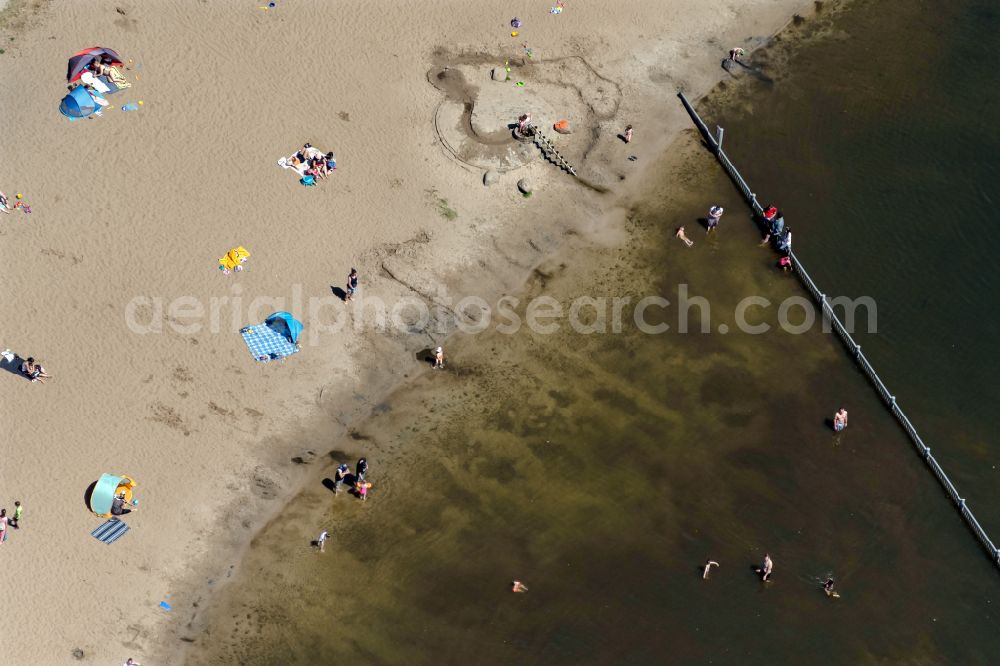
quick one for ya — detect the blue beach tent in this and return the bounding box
[266,312,303,344]
[240,312,303,362]
[59,85,97,118]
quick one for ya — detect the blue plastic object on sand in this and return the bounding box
[159,601,172,611]
[121,102,139,112]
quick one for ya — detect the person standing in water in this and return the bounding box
[833,408,848,432]
[707,205,724,230]
[334,463,350,495]
[777,227,793,254]
[823,577,838,597]
[756,553,774,581]
[761,210,785,245]
[317,530,329,553]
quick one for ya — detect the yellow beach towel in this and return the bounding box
[108,66,132,89]
[219,246,250,272]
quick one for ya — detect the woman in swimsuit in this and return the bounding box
[345,269,359,301]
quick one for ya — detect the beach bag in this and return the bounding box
[301,175,316,187]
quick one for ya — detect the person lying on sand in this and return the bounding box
[90,57,113,78]
[675,226,694,247]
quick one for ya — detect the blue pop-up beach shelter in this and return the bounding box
[266,312,303,344]
[241,311,303,362]
[59,85,97,118]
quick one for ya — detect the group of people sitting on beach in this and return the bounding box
[20,357,51,384]
[71,55,131,113]
[279,143,337,183]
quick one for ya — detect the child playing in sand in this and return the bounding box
[675,226,694,247]
[358,481,371,501]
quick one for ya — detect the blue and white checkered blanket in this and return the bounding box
[241,324,300,362]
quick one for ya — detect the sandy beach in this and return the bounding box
[0,0,816,663]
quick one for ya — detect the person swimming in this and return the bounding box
[702,560,719,579]
[511,580,528,593]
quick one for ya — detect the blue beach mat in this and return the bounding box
[97,75,126,94]
[91,517,129,544]
[241,324,300,362]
